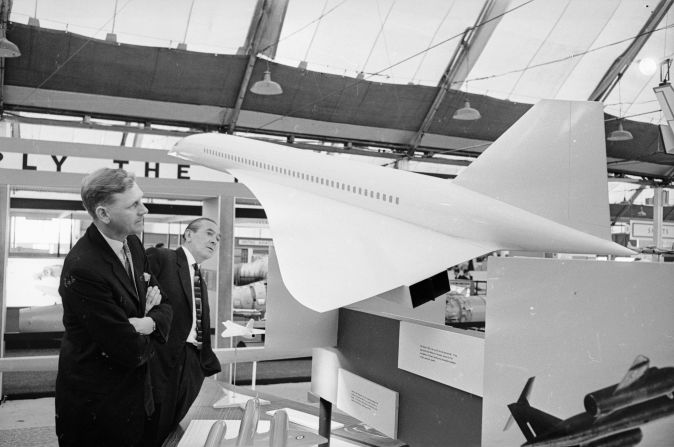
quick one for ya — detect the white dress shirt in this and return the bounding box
[99,231,131,274]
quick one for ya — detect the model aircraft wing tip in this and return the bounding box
[503,414,515,432]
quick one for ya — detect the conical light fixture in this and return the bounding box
[250,70,283,96]
[607,120,633,141]
[608,79,632,141]
[453,100,481,120]
[0,36,20,57]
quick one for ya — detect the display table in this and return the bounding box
[162,379,366,447]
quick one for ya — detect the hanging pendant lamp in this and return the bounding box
[607,120,633,141]
[453,100,481,120]
[250,70,283,96]
[0,36,20,57]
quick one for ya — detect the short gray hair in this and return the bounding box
[81,168,136,219]
[182,217,217,240]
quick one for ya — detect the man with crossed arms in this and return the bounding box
[56,168,172,447]
[146,217,222,446]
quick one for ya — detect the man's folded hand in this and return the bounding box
[128,316,155,335]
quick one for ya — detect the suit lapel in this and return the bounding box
[112,260,140,303]
[176,247,194,312]
[88,224,141,305]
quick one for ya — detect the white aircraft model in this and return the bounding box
[170,100,633,312]
[221,318,266,338]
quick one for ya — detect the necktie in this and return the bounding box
[124,240,153,414]
[193,263,204,344]
[122,239,136,288]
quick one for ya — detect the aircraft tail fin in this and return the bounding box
[454,100,611,240]
[505,377,562,442]
[517,376,535,404]
[615,354,650,392]
[245,319,255,331]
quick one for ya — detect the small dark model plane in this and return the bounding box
[635,246,674,256]
[505,355,674,446]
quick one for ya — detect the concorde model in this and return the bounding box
[169,100,634,312]
[505,355,674,447]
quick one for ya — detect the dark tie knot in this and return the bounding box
[192,263,201,277]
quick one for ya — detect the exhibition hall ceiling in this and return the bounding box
[4,0,674,182]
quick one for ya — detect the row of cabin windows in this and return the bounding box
[204,147,400,205]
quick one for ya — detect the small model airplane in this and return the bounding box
[221,319,266,339]
[204,397,327,447]
[170,100,634,312]
[505,355,674,446]
[635,245,674,256]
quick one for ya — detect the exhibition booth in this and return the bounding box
[2,127,674,446]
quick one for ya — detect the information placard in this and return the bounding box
[336,368,399,439]
[397,321,484,396]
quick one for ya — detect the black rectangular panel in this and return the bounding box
[409,271,450,308]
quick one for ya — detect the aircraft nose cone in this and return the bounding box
[168,139,191,160]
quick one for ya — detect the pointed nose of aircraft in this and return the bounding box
[611,243,637,257]
[168,137,194,160]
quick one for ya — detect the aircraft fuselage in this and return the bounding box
[585,367,674,416]
[170,133,630,257]
[525,395,674,447]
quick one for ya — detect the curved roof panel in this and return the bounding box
[4,1,674,181]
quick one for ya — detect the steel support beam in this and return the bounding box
[0,0,15,116]
[588,0,674,102]
[239,0,289,59]
[611,185,646,225]
[407,0,509,156]
[226,1,267,134]
[8,113,196,138]
[227,0,289,134]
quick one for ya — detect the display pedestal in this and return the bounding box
[321,309,482,446]
[326,258,674,446]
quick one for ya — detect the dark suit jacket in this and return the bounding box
[55,224,172,447]
[146,246,221,402]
